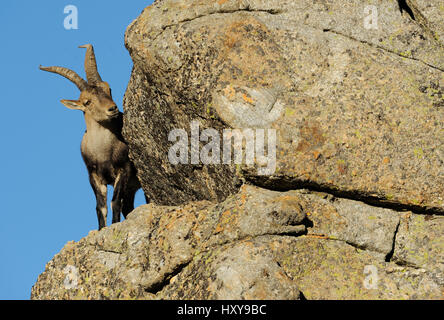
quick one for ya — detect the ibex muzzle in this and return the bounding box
[40,44,146,230]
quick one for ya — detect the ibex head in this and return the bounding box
[40,44,119,124]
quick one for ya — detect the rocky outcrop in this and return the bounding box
[31,185,443,299]
[32,0,443,299]
[123,0,443,210]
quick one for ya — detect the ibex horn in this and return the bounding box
[79,44,102,85]
[39,65,88,91]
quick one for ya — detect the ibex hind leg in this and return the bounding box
[111,174,124,224]
[122,189,136,219]
[121,189,150,219]
[121,166,148,218]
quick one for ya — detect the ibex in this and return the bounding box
[40,44,145,230]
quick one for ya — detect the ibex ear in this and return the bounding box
[60,99,85,111]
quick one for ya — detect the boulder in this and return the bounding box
[123,0,443,211]
[31,186,443,299]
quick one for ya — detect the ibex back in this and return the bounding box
[40,44,145,230]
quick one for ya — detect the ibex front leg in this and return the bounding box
[89,173,108,230]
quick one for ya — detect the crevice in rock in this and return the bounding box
[274,229,307,237]
[385,221,400,262]
[146,260,192,294]
[305,232,371,252]
[245,176,444,215]
[172,6,283,30]
[305,233,392,259]
[391,258,420,269]
[208,227,308,251]
[96,248,122,255]
[301,217,314,228]
[162,6,284,30]
[345,241,369,252]
[404,0,443,47]
[397,0,415,21]
[151,7,284,41]
[321,28,444,72]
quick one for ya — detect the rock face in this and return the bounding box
[32,0,443,299]
[123,0,443,210]
[31,186,443,299]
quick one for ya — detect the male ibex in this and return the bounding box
[40,44,144,230]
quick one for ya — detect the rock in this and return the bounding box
[31,185,307,299]
[123,0,444,212]
[298,191,401,256]
[409,0,444,47]
[31,186,443,299]
[270,236,442,299]
[160,237,301,300]
[393,213,444,285]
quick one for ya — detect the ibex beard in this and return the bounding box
[40,44,145,230]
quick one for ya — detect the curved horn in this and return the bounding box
[39,65,88,91]
[79,44,102,85]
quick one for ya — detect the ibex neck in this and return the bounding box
[84,113,124,139]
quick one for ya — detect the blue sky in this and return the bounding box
[0,0,153,299]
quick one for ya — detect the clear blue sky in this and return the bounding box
[0,0,153,299]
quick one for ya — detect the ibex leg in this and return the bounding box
[89,173,108,230]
